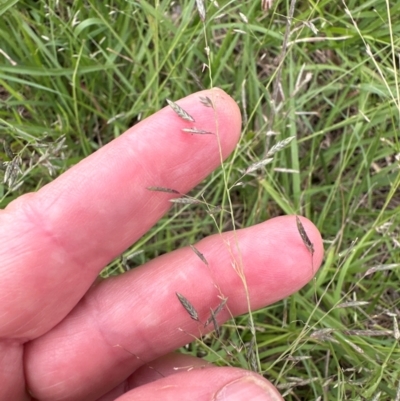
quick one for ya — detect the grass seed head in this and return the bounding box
[166,99,195,122]
[176,292,200,322]
[295,215,315,255]
[199,96,214,108]
[190,245,208,265]
[195,0,206,22]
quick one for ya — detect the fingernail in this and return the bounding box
[214,376,283,401]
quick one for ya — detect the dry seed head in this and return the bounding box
[190,245,208,266]
[199,96,214,108]
[10,180,24,192]
[169,197,201,205]
[195,0,206,22]
[53,135,67,153]
[343,338,364,354]
[2,140,14,159]
[261,0,274,11]
[393,315,400,340]
[286,355,312,361]
[365,263,400,275]
[166,99,195,122]
[3,156,21,187]
[335,301,369,309]
[245,158,274,174]
[176,292,199,321]
[239,12,248,24]
[266,136,295,157]
[295,216,315,255]
[310,328,335,341]
[274,168,299,173]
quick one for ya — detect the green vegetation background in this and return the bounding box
[1,1,399,399]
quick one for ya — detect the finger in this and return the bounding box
[0,342,28,401]
[129,353,212,388]
[26,216,322,401]
[96,353,211,401]
[0,88,241,339]
[115,368,283,401]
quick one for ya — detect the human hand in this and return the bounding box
[0,88,323,401]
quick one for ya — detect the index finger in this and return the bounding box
[0,88,242,340]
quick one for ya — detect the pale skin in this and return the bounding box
[0,88,323,401]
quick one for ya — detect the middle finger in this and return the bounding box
[26,216,323,401]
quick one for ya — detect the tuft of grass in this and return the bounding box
[1,0,400,399]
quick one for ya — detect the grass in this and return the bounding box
[1,0,400,399]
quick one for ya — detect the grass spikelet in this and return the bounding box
[3,156,21,187]
[2,140,14,159]
[364,263,400,275]
[213,297,228,317]
[246,337,258,372]
[266,136,295,157]
[166,99,195,122]
[169,197,201,205]
[147,186,180,194]
[310,328,336,342]
[176,292,199,321]
[245,158,274,174]
[182,128,214,135]
[208,307,220,337]
[195,0,206,22]
[239,12,248,24]
[261,0,274,11]
[199,96,214,108]
[190,245,208,265]
[393,315,400,340]
[335,301,369,309]
[295,216,315,256]
[204,297,228,327]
